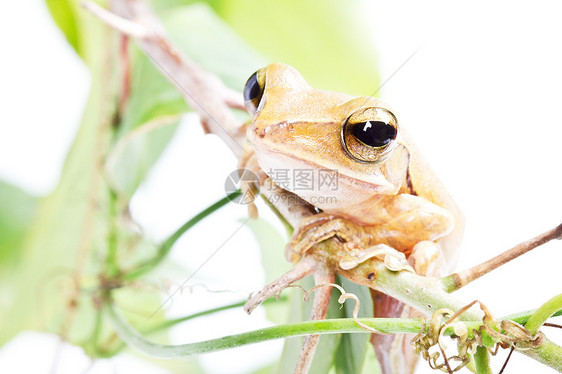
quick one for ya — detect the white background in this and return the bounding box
[1,1,561,373]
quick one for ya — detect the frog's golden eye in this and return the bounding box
[243,68,266,114]
[341,107,398,163]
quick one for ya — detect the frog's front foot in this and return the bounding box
[286,213,368,263]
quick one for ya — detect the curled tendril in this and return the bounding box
[412,300,544,373]
[302,283,388,334]
[411,309,470,372]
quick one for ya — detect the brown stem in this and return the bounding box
[84,0,313,233]
[443,223,562,292]
[294,269,335,374]
[81,1,149,38]
[244,258,314,314]
[499,347,515,374]
[84,0,247,157]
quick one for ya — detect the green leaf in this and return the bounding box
[0,181,39,343]
[245,218,291,324]
[106,114,180,198]
[0,181,38,266]
[334,278,375,374]
[2,0,270,350]
[361,346,383,374]
[210,0,380,95]
[45,0,81,55]
[0,16,163,350]
[107,3,265,197]
[147,0,196,12]
[161,3,267,90]
[3,0,269,347]
[1,53,115,346]
[251,363,277,374]
[473,345,493,374]
[147,0,380,95]
[245,219,289,284]
[105,42,186,198]
[118,48,188,136]
[480,330,496,349]
[44,0,109,65]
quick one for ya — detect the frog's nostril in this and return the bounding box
[268,121,292,134]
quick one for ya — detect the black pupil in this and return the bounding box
[351,121,396,148]
[244,72,261,102]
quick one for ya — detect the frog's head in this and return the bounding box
[244,63,410,210]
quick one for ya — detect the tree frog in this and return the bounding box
[242,63,463,274]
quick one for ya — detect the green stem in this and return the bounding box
[122,190,240,280]
[473,346,493,374]
[90,309,105,357]
[97,296,288,357]
[440,275,457,294]
[111,232,562,368]
[104,300,558,360]
[106,189,119,277]
[520,337,562,372]
[518,294,562,371]
[144,300,248,333]
[106,302,426,358]
[525,294,562,335]
[502,308,562,324]
[96,302,560,358]
[340,260,484,321]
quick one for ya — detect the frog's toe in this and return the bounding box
[409,240,447,276]
[285,214,361,263]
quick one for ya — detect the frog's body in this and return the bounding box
[245,63,463,268]
[243,63,463,374]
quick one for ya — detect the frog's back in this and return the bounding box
[401,128,464,269]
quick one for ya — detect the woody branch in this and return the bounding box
[82,0,246,157]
